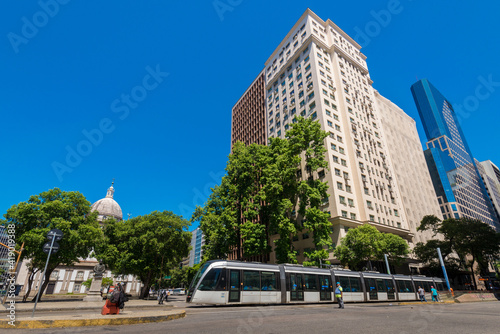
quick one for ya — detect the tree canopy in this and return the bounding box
[193,117,332,265]
[415,215,500,289]
[97,211,191,298]
[334,224,409,270]
[3,188,102,300]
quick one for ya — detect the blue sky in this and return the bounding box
[1,1,499,231]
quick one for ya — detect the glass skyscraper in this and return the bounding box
[411,79,499,230]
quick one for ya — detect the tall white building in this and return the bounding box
[375,91,443,246]
[236,9,442,266]
[478,160,500,222]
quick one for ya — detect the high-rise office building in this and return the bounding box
[232,9,442,265]
[478,160,500,222]
[188,228,205,267]
[231,71,267,147]
[411,79,499,230]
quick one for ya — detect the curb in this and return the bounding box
[398,301,455,305]
[0,310,186,329]
[1,304,174,314]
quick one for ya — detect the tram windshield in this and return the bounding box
[188,262,210,291]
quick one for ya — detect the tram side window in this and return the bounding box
[261,272,277,291]
[198,268,222,291]
[423,281,432,292]
[243,271,260,291]
[437,282,445,291]
[396,280,413,292]
[339,276,351,292]
[320,275,332,291]
[349,277,361,292]
[364,278,376,292]
[414,281,424,292]
[396,280,405,292]
[376,279,385,292]
[384,279,394,292]
[304,274,319,291]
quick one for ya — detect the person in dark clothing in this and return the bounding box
[116,283,128,309]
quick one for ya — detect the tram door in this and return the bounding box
[290,273,304,301]
[319,275,332,301]
[229,270,241,302]
[365,278,378,300]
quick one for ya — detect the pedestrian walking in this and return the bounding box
[418,286,427,302]
[335,282,344,309]
[158,289,164,305]
[431,286,439,302]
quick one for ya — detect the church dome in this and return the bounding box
[91,182,123,221]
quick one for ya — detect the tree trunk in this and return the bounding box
[139,271,152,299]
[470,257,478,290]
[31,269,54,302]
[22,268,38,302]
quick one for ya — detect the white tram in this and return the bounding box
[186,260,447,305]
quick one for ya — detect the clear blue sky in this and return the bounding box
[1,1,499,231]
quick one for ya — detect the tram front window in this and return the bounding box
[189,263,210,291]
[198,268,222,291]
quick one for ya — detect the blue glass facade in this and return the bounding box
[188,228,204,266]
[411,79,499,229]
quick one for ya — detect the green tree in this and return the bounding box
[97,211,191,299]
[334,224,409,270]
[265,117,331,264]
[195,117,331,265]
[417,215,500,289]
[193,181,238,261]
[4,188,102,301]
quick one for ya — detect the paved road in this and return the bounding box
[4,300,500,334]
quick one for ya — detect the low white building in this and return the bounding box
[16,183,142,296]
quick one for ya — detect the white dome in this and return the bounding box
[91,183,123,221]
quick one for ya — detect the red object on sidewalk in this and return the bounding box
[101,299,120,315]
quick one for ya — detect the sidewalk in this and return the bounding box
[1,298,175,313]
[0,299,185,329]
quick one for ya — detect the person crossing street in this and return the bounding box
[335,282,344,309]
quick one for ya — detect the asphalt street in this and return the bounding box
[4,300,500,334]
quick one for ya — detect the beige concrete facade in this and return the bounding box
[375,91,443,246]
[263,9,414,263]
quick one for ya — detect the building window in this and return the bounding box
[369,215,375,222]
[348,199,354,207]
[346,185,351,193]
[73,284,81,293]
[341,211,348,218]
[350,213,356,220]
[76,271,84,280]
[341,159,347,166]
[333,155,339,163]
[337,182,343,190]
[339,196,346,204]
[335,168,341,176]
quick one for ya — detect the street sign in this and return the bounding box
[46,229,63,242]
[33,229,64,318]
[43,241,60,254]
